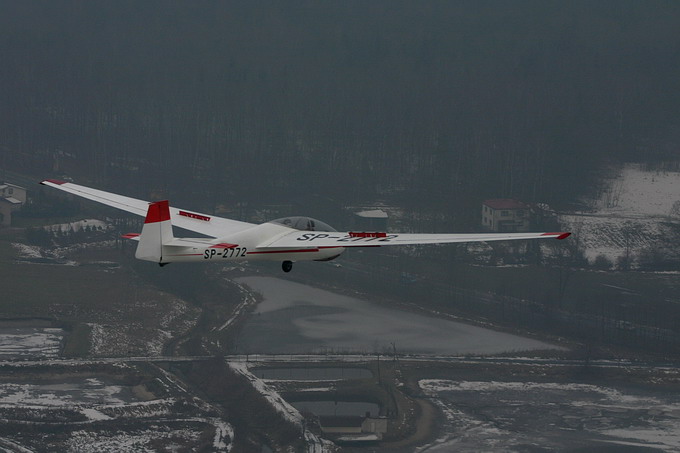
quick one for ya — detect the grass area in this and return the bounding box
[61,323,92,357]
[0,240,133,317]
[0,231,203,358]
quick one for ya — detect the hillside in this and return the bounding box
[560,162,680,269]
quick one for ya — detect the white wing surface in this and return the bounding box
[40,179,254,238]
[259,230,571,248]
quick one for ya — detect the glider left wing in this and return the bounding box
[259,230,571,248]
[40,179,254,238]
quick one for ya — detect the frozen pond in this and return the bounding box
[0,377,135,407]
[236,277,561,355]
[0,327,62,358]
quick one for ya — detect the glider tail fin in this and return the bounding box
[135,200,174,263]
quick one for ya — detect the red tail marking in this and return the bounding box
[145,200,171,224]
[121,233,140,239]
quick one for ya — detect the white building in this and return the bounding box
[481,199,531,232]
[354,209,388,231]
[0,183,27,226]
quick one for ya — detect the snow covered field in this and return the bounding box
[0,369,233,452]
[86,296,198,357]
[0,327,62,358]
[586,164,680,216]
[418,379,680,451]
[0,377,132,408]
[560,163,680,265]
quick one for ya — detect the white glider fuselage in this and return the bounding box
[40,179,570,272]
[161,222,346,264]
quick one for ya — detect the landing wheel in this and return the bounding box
[282,261,293,273]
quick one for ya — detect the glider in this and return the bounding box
[40,179,570,272]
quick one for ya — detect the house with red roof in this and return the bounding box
[482,199,531,232]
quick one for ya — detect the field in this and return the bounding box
[410,360,680,452]
[1,171,679,452]
[0,234,200,358]
[0,361,232,452]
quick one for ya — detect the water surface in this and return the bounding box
[253,367,372,380]
[237,276,561,355]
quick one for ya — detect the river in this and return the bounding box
[236,276,561,355]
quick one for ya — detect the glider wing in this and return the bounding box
[39,179,254,238]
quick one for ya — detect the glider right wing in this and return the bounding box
[258,230,571,248]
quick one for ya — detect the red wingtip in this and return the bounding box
[542,232,571,240]
[41,179,67,185]
[144,200,171,224]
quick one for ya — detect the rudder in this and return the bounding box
[135,200,174,263]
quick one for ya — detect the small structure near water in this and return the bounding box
[319,414,387,443]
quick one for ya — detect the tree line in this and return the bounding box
[2,1,680,225]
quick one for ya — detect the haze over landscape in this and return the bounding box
[1,2,680,452]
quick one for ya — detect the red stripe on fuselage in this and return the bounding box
[248,249,319,255]
[248,246,344,255]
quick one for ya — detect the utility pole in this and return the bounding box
[376,353,381,385]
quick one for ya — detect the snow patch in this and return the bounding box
[419,379,680,451]
[590,163,680,216]
[11,243,42,259]
[81,408,112,421]
[45,219,110,233]
[560,162,680,265]
[0,328,63,359]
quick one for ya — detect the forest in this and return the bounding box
[2,1,680,226]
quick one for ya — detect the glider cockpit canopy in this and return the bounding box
[270,216,337,232]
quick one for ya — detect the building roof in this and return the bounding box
[336,434,381,442]
[319,415,365,428]
[483,199,529,210]
[0,197,23,204]
[355,209,388,219]
[0,182,26,190]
